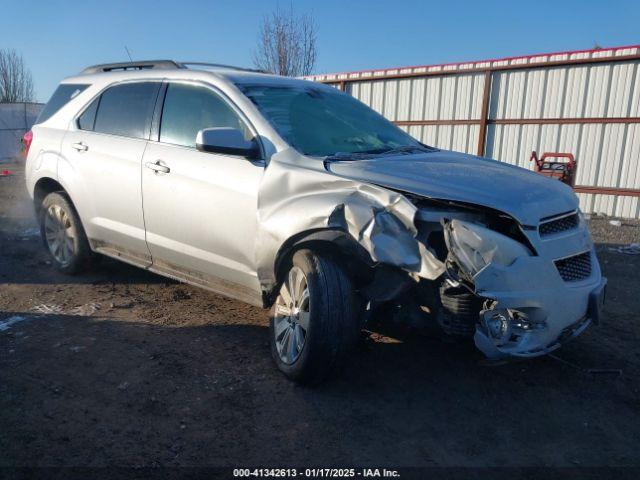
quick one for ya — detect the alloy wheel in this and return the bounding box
[273,266,310,364]
[44,204,75,266]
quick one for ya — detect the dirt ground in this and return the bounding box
[1,159,639,469]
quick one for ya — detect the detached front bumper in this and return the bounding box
[471,248,606,359]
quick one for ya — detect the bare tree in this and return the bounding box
[0,49,35,103]
[253,8,317,77]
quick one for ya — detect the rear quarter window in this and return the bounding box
[36,84,89,124]
[92,82,160,139]
[77,97,99,131]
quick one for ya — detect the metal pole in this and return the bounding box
[476,71,492,156]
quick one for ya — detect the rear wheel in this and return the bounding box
[39,192,93,274]
[270,249,360,384]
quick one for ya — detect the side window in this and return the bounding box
[37,84,89,124]
[93,82,159,139]
[77,97,99,131]
[160,83,251,148]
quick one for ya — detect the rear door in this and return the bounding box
[141,81,264,298]
[60,81,161,266]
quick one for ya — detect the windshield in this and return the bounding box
[239,83,422,157]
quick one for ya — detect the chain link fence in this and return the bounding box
[0,102,43,161]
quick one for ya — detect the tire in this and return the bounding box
[270,249,360,385]
[39,192,94,274]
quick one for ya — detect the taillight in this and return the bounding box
[22,130,33,157]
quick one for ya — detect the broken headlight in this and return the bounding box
[444,219,531,277]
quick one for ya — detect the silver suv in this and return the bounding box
[25,60,606,383]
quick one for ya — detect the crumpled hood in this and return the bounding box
[325,150,579,226]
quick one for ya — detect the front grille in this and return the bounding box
[555,251,592,282]
[539,212,579,237]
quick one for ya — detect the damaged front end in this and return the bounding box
[440,212,606,359]
[257,149,606,361]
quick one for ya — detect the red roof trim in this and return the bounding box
[311,44,640,79]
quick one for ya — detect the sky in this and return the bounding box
[1,0,639,102]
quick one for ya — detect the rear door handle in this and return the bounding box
[145,160,170,174]
[71,142,88,152]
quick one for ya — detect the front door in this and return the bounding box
[141,81,264,300]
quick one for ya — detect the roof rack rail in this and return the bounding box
[180,62,268,74]
[80,60,270,75]
[80,60,183,74]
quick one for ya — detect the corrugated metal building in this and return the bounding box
[0,103,43,161]
[307,45,640,219]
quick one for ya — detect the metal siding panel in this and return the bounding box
[562,66,589,117]
[488,71,504,119]
[577,193,590,212]
[470,74,484,119]
[598,124,625,187]
[484,124,497,159]
[584,64,611,117]
[630,63,640,116]
[454,75,470,119]
[505,70,527,119]
[620,124,640,189]
[410,79,426,120]
[384,80,398,120]
[408,125,422,141]
[349,82,360,101]
[525,69,546,118]
[424,77,441,120]
[361,82,373,106]
[607,62,636,117]
[525,128,539,169]
[451,125,470,152]
[468,124,480,154]
[422,125,438,145]
[542,68,566,118]
[557,124,581,158]
[437,125,453,149]
[615,196,638,218]
[371,81,385,114]
[508,125,523,166]
[538,124,560,154]
[575,124,602,186]
[397,79,412,121]
[439,76,456,120]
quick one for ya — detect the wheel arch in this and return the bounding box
[33,177,67,215]
[264,228,376,308]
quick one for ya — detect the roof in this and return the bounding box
[305,44,640,82]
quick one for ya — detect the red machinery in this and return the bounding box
[530,151,576,187]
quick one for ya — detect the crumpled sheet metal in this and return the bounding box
[255,149,445,291]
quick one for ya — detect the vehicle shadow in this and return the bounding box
[1,308,638,467]
[0,233,171,286]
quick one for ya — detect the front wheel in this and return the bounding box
[270,249,360,384]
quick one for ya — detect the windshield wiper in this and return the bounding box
[375,145,433,155]
[326,144,434,161]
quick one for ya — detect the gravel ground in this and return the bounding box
[1,160,639,469]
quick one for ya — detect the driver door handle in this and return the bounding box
[145,160,170,174]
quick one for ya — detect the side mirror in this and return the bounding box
[196,127,260,159]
